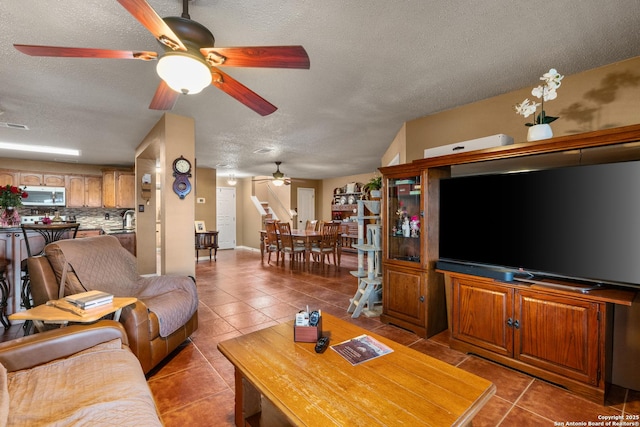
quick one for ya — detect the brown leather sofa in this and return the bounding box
[27,235,198,374]
[0,320,162,425]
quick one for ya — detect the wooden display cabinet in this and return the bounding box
[379,165,449,338]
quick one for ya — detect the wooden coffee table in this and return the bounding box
[218,313,495,426]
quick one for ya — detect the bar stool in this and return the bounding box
[20,223,79,333]
[0,260,10,328]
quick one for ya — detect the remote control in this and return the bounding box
[309,310,320,326]
[315,336,329,353]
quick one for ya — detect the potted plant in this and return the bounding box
[363,176,382,199]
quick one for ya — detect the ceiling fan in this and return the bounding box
[13,0,310,116]
[253,162,292,186]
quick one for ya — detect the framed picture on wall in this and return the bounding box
[194,221,206,233]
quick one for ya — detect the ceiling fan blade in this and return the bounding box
[210,68,277,116]
[13,44,157,60]
[201,46,310,69]
[149,80,180,110]
[117,0,186,51]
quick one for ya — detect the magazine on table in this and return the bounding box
[330,334,393,365]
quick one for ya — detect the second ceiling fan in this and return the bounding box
[14,0,310,116]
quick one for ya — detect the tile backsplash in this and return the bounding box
[18,207,135,230]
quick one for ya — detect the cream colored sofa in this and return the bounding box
[0,321,162,426]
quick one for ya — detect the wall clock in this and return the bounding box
[172,155,192,199]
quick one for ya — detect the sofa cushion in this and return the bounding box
[6,339,161,426]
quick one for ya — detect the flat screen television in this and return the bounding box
[438,160,640,289]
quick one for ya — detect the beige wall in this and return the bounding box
[135,113,196,277]
[406,56,640,162]
[194,167,217,230]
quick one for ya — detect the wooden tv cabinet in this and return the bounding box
[379,124,640,402]
[441,271,634,404]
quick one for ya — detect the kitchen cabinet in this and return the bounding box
[0,230,30,316]
[0,171,18,187]
[66,175,102,208]
[102,170,135,208]
[445,272,634,403]
[19,172,65,187]
[378,166,449,338]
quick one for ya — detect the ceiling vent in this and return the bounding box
[0,122,29,130]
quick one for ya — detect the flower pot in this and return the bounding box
[0,207,20,227]
[527,124,553,142]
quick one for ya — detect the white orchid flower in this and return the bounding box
[515,99,539,118]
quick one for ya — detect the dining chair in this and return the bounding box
[310,223,340,267]
[277,222,306,265]
[20,223,80,333]
[265,221,282,265]
[305,220,318,231]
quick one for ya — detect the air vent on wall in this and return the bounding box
[0,122,29,130]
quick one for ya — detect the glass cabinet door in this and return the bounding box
[387,175,421,263]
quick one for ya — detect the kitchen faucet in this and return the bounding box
[123,209,135,229]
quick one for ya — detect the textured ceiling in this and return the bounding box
[1,0,639,180]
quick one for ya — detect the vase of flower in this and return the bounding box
[0,207,20,227]
[0,185,28,227]
[527,123,553,142]
[515,68,564,142]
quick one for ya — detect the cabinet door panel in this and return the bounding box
[85,176,102,207]
[452,278,513,357]
[515,290,601,385]
[383,268,424,325]
[66,176,86,207]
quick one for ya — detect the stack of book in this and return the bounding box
[64,290,114,310]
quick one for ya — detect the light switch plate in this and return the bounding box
[197,197,205,204]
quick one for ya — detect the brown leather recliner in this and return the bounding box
[27,235,198,374]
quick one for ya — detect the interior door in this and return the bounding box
[296,187,315,229]
[216,187,236,249]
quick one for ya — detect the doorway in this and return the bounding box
[296,187,315,229]
[216,187,236,249]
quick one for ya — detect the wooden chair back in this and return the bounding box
[276,222,295,250]
[305,220,318,231]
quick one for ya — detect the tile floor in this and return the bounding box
[3,248,639,426]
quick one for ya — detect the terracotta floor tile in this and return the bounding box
[516,379,622,423]
[212,301,256,317]
[468,395,514,427]
[457,356,535,403]
[161,389,236,427]
[500,405,553,426]
[224,310,273,330]
[148,364,229,414]
[408,338,470,366]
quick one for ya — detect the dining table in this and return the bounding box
[260,229,340,267]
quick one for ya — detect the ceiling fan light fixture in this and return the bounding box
[156,52,211,95]
[272,178,285,187]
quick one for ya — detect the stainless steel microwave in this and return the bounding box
[21,186,66,206]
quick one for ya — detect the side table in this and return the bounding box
[9,297,137,332]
